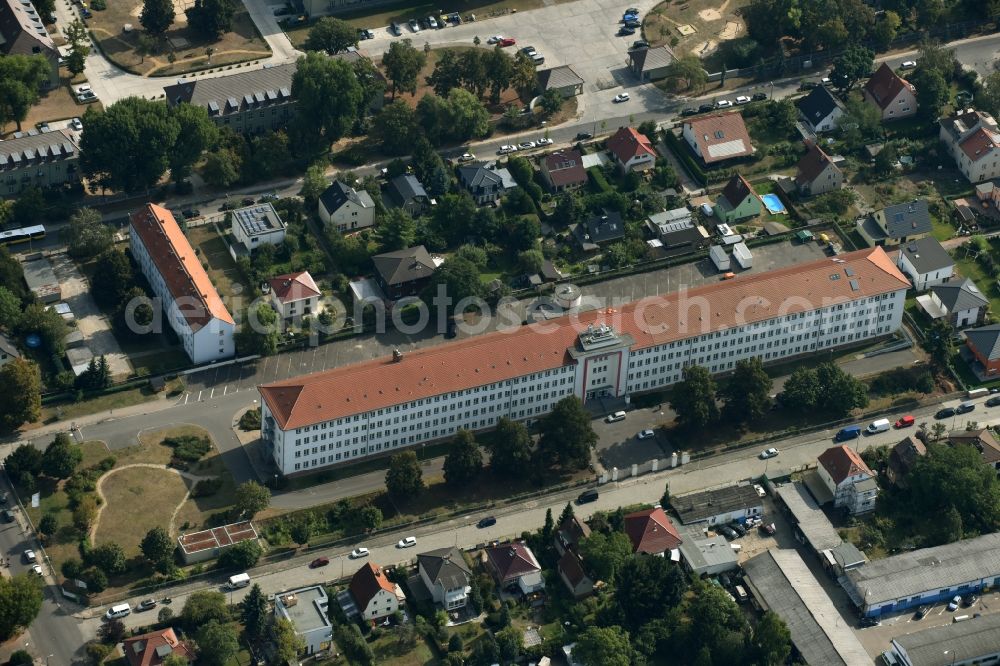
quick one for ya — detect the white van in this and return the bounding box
[227,573,251,589]
[105,603,131,620]
[734,585,748,602]
[866,418,891,434]
[967,388,989,399]
[953,614,970,623]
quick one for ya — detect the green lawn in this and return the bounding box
[41,386,158,423]
[953,256,1000,315]
[931,218,954,242]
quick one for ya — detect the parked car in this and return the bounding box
[0,491,7,504]
[715,99,733,108]
[914,605,930,620]
[894,415,915,428]
[753,484,766,498]
[935,407,956,419]
[69,117,83,131]
[751,92,768,101]
[735,95,751,105]
[730,522,746,537]
[310,557,330,568]
[956,401,976,415]
[618,25,636,35]
[637,429,655,440]
[408,18,420,31]
[487,35,503,44]
[358,28,375,39]
[2,510,13,523]
[457,152,476,162]
[859,616,881,627]
[477,516,497,528]
[697,103,714,112]
[575,131,593,140]
[988,396,1000,407]
[759,447,779,459]
[182,209,201,219]
[498,144,518,154]
[519,141,537,149]
[426,15,438,28]
[623,17,640,27]
[520,45,536,56]
[397,536,417,548]
[613,92,630,102]
[625,6,639,13]
[349,547,369,559]
[719,525,739,540]
[606,410,626,423]
[900,60,916,69]
[631,39,649,49]
[948,595,962,611]
[31,564,42,576]
[499,37,516,47]
[389,22,402,35]
[23,549,36,563]
[577,488,599,504]
[963,593,980,607]
[759,522,776,536]
[798,81,817,91]
[680,107,698,116]
[537,137,553,146]
[137,599,157,611]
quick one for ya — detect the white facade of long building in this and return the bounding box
[260,248,909,476]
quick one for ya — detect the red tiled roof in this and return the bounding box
[349,562,395,610]
[863,63,915,111]
[259,247,911,429]
[129,204,234,330]
[485,541,541,583]
[818,444,874,484]
[624,507,682,554]
[683,113,753,163]
[795,142,839,187]
[123,628,192,666]
[606,126,655,164]
[558,550,589,587]
[959,127,1000,163]
[269,271,320,304]
[541,149,587,188]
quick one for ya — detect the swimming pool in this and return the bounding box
[761,193,787,215]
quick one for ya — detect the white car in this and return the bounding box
[715,99,733,108]
[349,547,369,559]
[900,60,916,69]
[498,144,518,154]
[23,549,36,563]
[753,484,766,498]
[519,141,536,149]
[820,76,832,86]
[77,90,96,103]
[947,595,961,611]
[397,536,417,548]
[69,117,83,131]
[537,137,553,146]
[487,35,504,44]
[76,84,91,94]
[637,429,655,440]
[735,95,751,105]
[457,152,476,162]
[613,92,630,103]
[31,564,42,576]
[759,447,779,459]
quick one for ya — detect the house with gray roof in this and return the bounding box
[677,525,738,576]
[858,199,932,246]
[842,532,1000,617]
[571,209,624,252]
[627,45,675,81]
[457,163,516,204]
[164,64,296,135]
[916,278,987,328]
[0,129,79,197]
[0,332,20,367]
[372,245,437,300]
[744,550,872,666]
[0,0,59,87]
[797,85,845,133]
[417,547,471,610]
[319,180,375,232]
[895,237,954,291]
[672,484,763,526]
[966,324,1000,376]
[536,65,584,98]
[887,609,1000,666]
[385,174,430,216]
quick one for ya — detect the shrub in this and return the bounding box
[84,642,112,666]
[192,478,224,497]
[90,0,106,9]
[163,435,212,462]
[238,408,261,431]
[8,650,33,665]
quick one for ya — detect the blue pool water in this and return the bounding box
[761,193,787,214]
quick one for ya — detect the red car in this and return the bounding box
[894,415,915,429]
[309,557,330,568]
[499,37,516,47]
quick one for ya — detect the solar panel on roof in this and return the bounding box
[849,279,860,291]
[845,267,855,277]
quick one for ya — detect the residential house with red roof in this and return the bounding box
[129,204,235,364]
[887,436,926,488]
[714,174,762,224]
[948,428,1000,471]
[484,541,544,594]
[863,64,917,121]
[606,126,656,174]
[540,149,587,192]
[939,108,1000,184]
[817,445,879,514]
[557,550,594,599]
[123,628,192,666]
[348,562,402,621]
[553,515,591,556]
[624,507,683,555]
[681,113,753,165]
[268,271,321,321]
[795,142,843,197]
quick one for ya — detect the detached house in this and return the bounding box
[348,562,402,621]
[795,142,843,197]
[457,163,516,204]
[681,113,753,166]
[817,445,878,515]
[624,507,682,556]
[572,209,625,252]
[715,174,762,224]
[887,436,927,488]
[557,551,595,599]
[484,541,544,595]
[949,429,1000,471]
[268,271,320,321]
[606,126,656,173]
[916,278,988,329]
[939,108,1000,184]
[417,547,472,611]
[540,149,587,192]
[372,245,437,300]
[858,199,932,246]
[123,628,193,666]
[386,174,430,216]
[798,86,845,133]
[862,63,917,121]
[627,45,676,81]
[965,324,1000,375]
[319,180,376,232]
[895,237,954,291]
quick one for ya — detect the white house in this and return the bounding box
[258,248,909,476]
[231,203,286,252]
[318,180,376,232]
[129,204,235,364]
[274,586,333,656]
[268,271,320,321]
[417,547,471,610]
[797,86,845,134]
[606,126,656,173]
[916,278,988,329]
[895,237,954,291]
[939,108,1000,184]
[349,562,401,621]
[817,445,878,515]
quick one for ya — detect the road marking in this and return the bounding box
[197,390,203,401]
[223,385,228,396]
[184,393,189,405]
[210,388,215,399]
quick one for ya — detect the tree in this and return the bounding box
[924,318,955,368]
[446,88,489,141]
[670,365,719,430]
[4,443,42,485]
[660,482,670,509]
[910,66,950,121]
[443,429,482,487]
[0,285,21,330]
[355,504,383,532]
[201,148,241,188]
[65,207,113,259]
[831,44,874,91]
[871,10,901,50]
[482,48,514,104]
[73,496,98,531]
[195,620,239,666]
[978,71,1000,119]
[140,526,174,565]
[90,542,127,575]
[537,396,598,470]
[495,626,523,663]
[62,19,90,77]
[292,52,362,148]
[573,626,636,666]
[304,17,357,54]
[272,617,305,663]
[721,357,772,424]
[80,97,180,193]
[751,610,791,664]
[235,303,280,356]
[781,366,819,412]
[90,248,134,311]
[0,359,41,431]
[663,55,707,92]
[99,618,127,643]
[385,450,423,499]
[578,531,633,583]
[169,103,218,184]
[17,303,68,355]
[42,433,82,479]
[140,0,174,37]
[616,556,687,632]
[373,101,418,155]
[290,517,313,547]
[37,513,58,540]
[181,590,230,629]
[539,87,564,116]
[185,0,237,40]
[8,650,33,666]
[422,256,485,317]
[0,56,52,132]
[240,584,268,638]
[234,481,270,518]
[383,39,426,99]
[916,40,959,82]
[161,655,187,666]
[299,162,328,202]
[377,208,417,252]
[334,624,374,666]
[486,417,532,477]
[510,52,537,100]
[815,361,868,416]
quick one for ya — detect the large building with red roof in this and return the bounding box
[259,248,910,476]
[129,204,235,364]
[939,108,1000,184]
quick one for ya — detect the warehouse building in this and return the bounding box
[886,613,1000,666]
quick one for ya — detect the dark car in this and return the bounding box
[477,516,497,528]
[730,522,746,537]
[577,489,599,504]
[718,525,738,540]
[618,25,636,35]
[389,22,401,35]
[988,396,1000,407]
[239,197,254,206]
[575,131,593,141]
[914,605,930,620]
[935,407,956,419]
[751,92,767,101]
[698,103,714,112]
[956,402,976,415]
[0,491,7,504]
[859,616,881,628]
[2,509,14,523]
[798,81,817,91]
[137,599,157,611]
[358,28,375,39]
[309,557,330,568]
[963,593,980,607]
[680,108,698,116]
[182,209,201,219]
[631,39,649,49]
